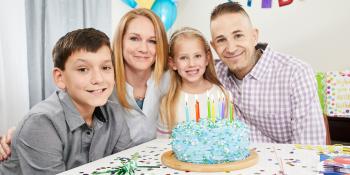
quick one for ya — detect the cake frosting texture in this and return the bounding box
[171,118,250,164]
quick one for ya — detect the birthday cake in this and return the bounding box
[171,118,250,164]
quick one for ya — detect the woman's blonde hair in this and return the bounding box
[112,8,169,108]
[160,27,229,130]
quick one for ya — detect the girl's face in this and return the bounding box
[171,37,209,85]
[122,15,157,73]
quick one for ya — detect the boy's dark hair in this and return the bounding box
[210,1,250,21]
[52,28,111,70]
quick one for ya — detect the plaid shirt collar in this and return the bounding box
[226,44,272,81]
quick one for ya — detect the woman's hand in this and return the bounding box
[0,127,15,161]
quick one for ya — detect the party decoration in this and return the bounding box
[244,0,296,8]
[135,0,155,9]
[247,0,252,7]
[122,0,137,8]
[151,0,177,30]
[91,153,140,175]
[279,0,293,7]
[262,0,272,8]
[324,71,350,117]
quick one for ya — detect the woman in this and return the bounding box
[111,8,169,145]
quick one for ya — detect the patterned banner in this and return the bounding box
[262,0,272,8]
[244,0,295,8]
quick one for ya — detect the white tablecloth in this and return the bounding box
[59,139,323,175]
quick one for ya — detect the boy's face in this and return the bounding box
[210,12,258,78]
[54,46,114,112]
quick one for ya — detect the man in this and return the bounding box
[210,2,326,144]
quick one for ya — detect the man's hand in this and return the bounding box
[0,127,15,161]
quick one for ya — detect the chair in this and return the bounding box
[323,114,331,145]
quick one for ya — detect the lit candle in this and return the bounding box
[221,95,225,120]
[185,94,190,122]
[207,91,211,119]
[216,92,220,120]
[228,91,234,123]
[195,95,200,122]
[211,95,215,122]
[229,102,233,123]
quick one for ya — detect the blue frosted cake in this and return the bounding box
[171,118,250,164]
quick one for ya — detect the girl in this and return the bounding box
[157,27,230,137]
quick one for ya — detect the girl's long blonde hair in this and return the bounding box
[160,27,229,130]
[112,8,169,109]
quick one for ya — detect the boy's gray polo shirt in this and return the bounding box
[0,90,133,174]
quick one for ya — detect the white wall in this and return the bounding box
[0,0,29,133]
[112,0,350,72]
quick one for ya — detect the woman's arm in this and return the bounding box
[0,127,15,161]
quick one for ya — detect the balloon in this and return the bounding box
[121,0,137,8]
[135,0,155,9]
[151,0,177,31]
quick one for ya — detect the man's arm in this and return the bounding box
[0,127,15,161]
[14,114,66,174]
[290,64,326,145]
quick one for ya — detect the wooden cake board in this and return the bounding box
[161,150,258,172]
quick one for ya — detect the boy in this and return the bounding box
[0,28,133,174]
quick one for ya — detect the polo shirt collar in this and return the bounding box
[58,90,106,132]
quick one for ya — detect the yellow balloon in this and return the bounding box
[135,0,155,9]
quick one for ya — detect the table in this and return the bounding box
[59,139,325,175]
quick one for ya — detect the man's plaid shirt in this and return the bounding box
[215,45,326,144]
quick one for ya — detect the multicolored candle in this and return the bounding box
[185,94,190,122]
[216,92,220,120]
[229,102,233,123]
[207,91,211,119]
[228,91,234,123]
[195,95,200,122]
[211,95,215,122]
[220,95,225,120]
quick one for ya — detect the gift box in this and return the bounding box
[325,71,350,117]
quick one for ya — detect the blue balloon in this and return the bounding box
[151,0,177,31]
[121,0,137,8]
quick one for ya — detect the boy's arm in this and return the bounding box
[112,120,134,153]
[290,65,326,145]
[15,114,65,174]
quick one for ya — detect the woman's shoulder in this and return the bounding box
[159,70,171,93]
